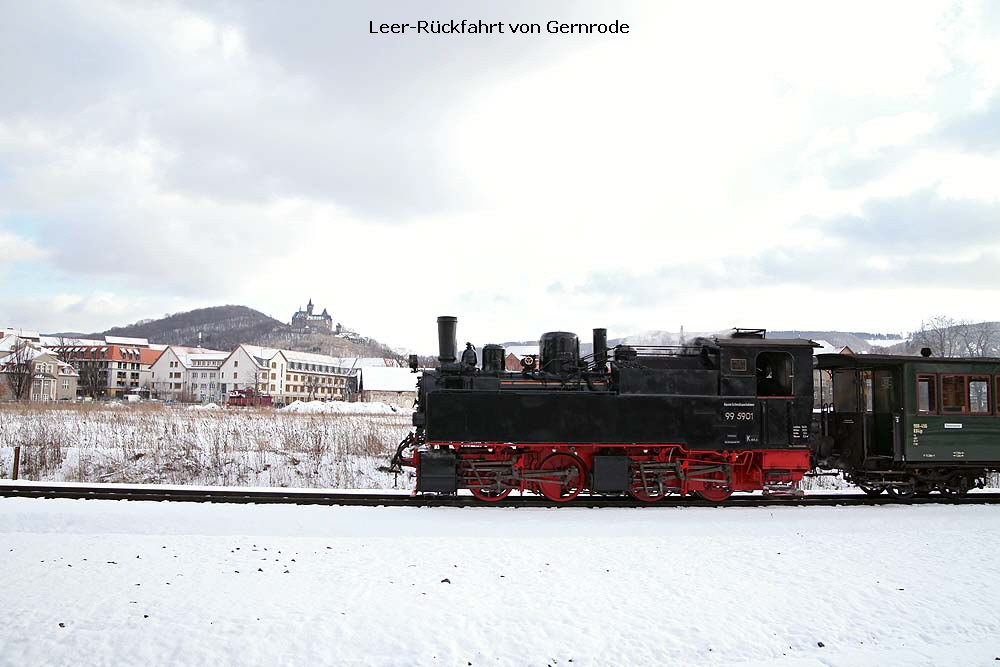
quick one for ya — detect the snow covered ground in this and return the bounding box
[0,404,411,489]
[2,498,999,666]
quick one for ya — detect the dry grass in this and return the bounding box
[0,403,412,489]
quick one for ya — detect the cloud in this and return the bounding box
[2,0,1000,347]
[0,229,48,264]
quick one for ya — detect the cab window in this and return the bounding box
[755,351,793,397]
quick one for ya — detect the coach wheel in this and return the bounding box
[941,477,969,497]
[694,487,733,503]
[536,453,586,502]
[857,484,884,496]
[470,486,512,502]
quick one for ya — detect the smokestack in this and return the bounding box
[593,327,608,372]
[437,316,457,364]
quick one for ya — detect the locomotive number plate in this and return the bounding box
[724,411,754,421]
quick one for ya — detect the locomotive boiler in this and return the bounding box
[391,316,816,502]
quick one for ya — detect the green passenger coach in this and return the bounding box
[815,353,1000,498]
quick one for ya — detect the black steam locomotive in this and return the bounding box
[391,316,817,502]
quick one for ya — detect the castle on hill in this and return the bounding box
[291,299,333,333]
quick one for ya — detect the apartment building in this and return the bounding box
[47,340,161,398]
[282,350,357,403]
[217,345,360,405]
[149,346,229,402]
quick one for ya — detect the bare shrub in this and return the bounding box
[0,403,410,488]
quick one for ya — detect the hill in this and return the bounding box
[99,305,287,351]
[63,305,404,360]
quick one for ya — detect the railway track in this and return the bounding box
[2,483,1000,508]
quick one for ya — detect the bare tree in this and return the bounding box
[306,375,320,401]
[912,316,1000,358]
[77,363,105,399]
[961,321,1000,357]
[912,316,963,357]
[3,339,35,401]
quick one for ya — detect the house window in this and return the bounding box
[62,380,69,390]
[234,361,239,368]
[916,375,936,414]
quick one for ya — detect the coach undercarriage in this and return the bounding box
[846,467,986,499]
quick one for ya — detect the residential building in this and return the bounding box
[47,342,161,398]
[218,345,287,402]
[217,345,364,405]
[0,335,78,401]
[281,349,358,403]
[149,346,229,402]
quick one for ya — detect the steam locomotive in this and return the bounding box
[391,317,817,502]
[390,317,999,501]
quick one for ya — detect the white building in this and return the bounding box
[149,346,229,402]
[217,345,366,405]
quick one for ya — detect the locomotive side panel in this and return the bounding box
[424,391,779,450]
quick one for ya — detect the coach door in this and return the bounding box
[831,369,865,466]
[870,368,902,461]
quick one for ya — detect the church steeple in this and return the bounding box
[307,298,313,315]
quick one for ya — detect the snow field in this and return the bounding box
[0,405,411,489]
[1,499,999,666]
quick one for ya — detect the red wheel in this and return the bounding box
[629,468,668,502]
[694,487,732,502]
[536,453,586,502]
[470,487,512,502]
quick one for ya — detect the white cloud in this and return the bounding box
[0,230,47,264]
[1,0,1000,349]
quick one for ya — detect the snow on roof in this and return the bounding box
[322,357,397,369]
[105,335,149,346]
[282,349,344,365]
[504,345,538,358]
[3,327,40,340]
[813,340,839,355]
[360,367,420,392]
[240,344,280,359]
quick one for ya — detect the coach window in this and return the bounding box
[969,376,991,414]
[941,375,969,413]
[755,351,792,397]
[916,374,937,414]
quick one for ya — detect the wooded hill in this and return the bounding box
[64,305,403,360]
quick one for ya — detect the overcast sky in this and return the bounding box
[2,0,999,352]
